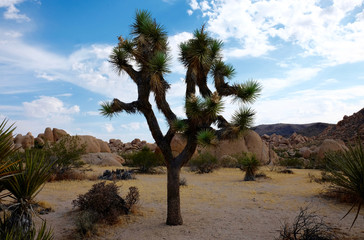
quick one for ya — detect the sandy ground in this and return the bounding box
[36,167,364,240]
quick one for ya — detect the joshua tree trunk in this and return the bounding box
[166,164,183,225]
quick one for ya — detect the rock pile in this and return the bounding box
[261,132,348,162]
[12,127,111,154]
[319,108,364,143]
[108,138,157,154]
[98,169,135,180]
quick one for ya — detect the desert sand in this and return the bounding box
[36,167,364,240]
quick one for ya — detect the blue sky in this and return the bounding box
[1,0,364,142]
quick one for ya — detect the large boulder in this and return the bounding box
[170,134,188,157]
[97,139,111,153]
[244,130,271,164]
[43,127,54,143]
[317,139,348,160]
[81,153,125,166]
[22,132,34,149]
[53,128,68,141]
[77,135,111,153]
[34,137,45,148]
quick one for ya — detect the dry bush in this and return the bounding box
[72,182,139,225]
[276,207,339,240]
[179,177,188,186]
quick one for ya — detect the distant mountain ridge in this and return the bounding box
[252,122,334,138]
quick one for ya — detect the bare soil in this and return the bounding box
[36,167,364,240]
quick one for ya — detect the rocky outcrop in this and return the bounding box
[81,153,125,166]
[170,130,278,165]
[108,138,156,154]
[319,108,364,143]
[13,128,111,154]
[253,122,333,138]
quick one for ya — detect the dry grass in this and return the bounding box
[34,167,364,240]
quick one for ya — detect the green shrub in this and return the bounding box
[43,135,86,176]
[325,140,364,228]
[72,182,139,225]
[189,152,219,174]
[237,152,260,181]
[75,210,98,237]
[278,157,304,169]
[219,155,238,168]
[128,147,164,173]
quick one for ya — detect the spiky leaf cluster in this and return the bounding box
[325,140,364,228]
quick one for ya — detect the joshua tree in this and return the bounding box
[100,10,261,225]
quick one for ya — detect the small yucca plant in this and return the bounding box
[325,140,364,228]
[2,151,54,233]
[238,152,260,181]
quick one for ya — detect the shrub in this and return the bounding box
[276,207,338,240]
[219,155,238,168]
[72,182,139,224]
[179,177,187,186]
[278,157,304,168]
[237,152,260,181]
[325,140,364,227]
[43,135,86,177]
[128,147,164,173]
[189,152,219,174]
[75,210,98,237]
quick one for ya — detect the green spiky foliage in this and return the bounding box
[0,220,53,240]
[197,129,217,147]
[0,119,20,201]
[2,151,54,233]
[325,140,364,228]
[0,120,19,181]
[238,152,260,181]
[100,10,261,226]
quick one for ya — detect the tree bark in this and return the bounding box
[166,165,183,225]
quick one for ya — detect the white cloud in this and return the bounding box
[85,111,99,116]
[0,0,30,22]
[23,96,80,119]
[190,0,364,64]
[121,121,148,131]
[259,67,321,95]
[104,123,114,133]
[254,85,364,125]
[168,32,193,74]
